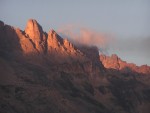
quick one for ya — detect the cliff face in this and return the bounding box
[100,54,150,75]
[0,19,104,73]
[24,19,47,53]
[0,19,150,113]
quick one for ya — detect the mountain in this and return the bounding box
[0,19,150,113]
[0,19,104,73]
[100,54,150,75]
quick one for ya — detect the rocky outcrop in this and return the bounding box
[47,29,63,50]
[100,54,150,75]
[0,19,104,73]
[78,45,105,73]
[15,28,38,54]
[0,19,82,57]
[47,30,84,58]
[24,19,47,53]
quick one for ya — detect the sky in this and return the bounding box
[0,0,150,65]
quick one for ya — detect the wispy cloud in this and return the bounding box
[57,24,150,65]
[57,25,113,54]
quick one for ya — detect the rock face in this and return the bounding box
[23,19,85,61]
[15,28,37,54]
[0,19,150,113]
[100,54,150,75]
[0,19,103,73]
[47,29,86,63]
[25,19,47,53]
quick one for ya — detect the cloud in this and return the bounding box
[57,24,150,65]
[57,25,113,54]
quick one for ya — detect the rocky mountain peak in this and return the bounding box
[24,19,46,53]
[63,38,74,49]
[25,19,43,37]
[0,20,88,62]
[100,54,150,75]
[47,29,63,49]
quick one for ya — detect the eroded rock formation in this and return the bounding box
[100,54,150,75]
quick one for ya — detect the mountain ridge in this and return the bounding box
[100,54,150,75]
[0,19,104,73]
[0,19,150,113]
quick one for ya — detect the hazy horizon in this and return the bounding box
[0,0,150,65]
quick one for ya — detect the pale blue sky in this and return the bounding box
[0,0,150,65]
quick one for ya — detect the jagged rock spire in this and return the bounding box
[25,19,47,53]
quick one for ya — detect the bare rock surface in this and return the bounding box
[100,54,150,75]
